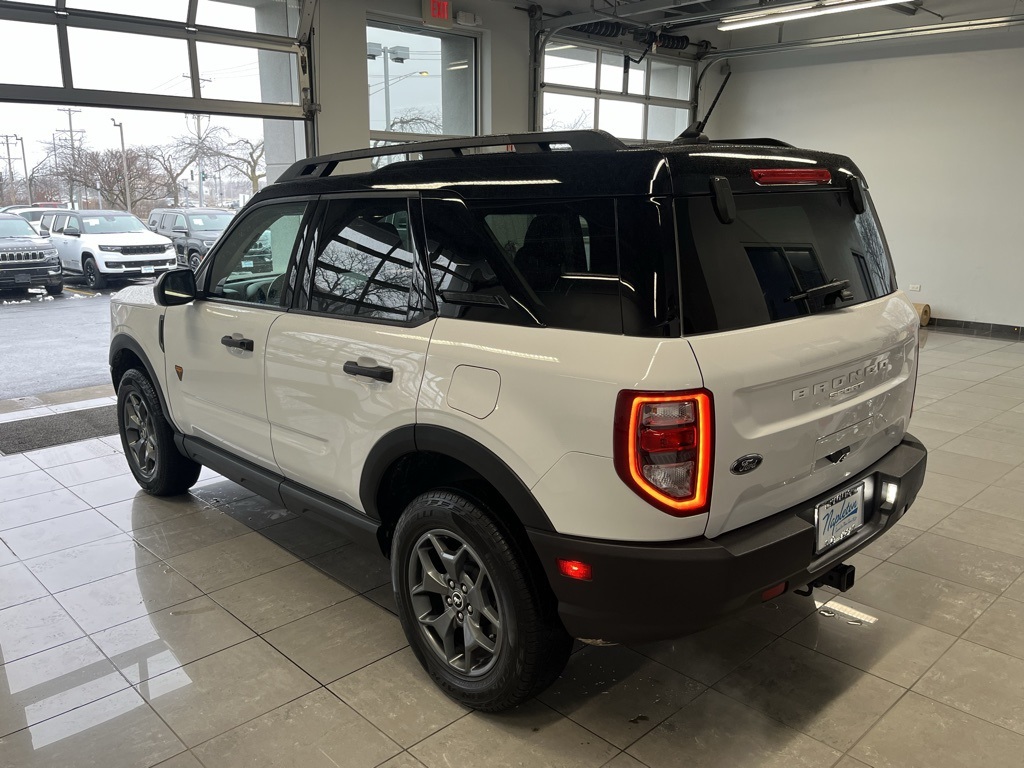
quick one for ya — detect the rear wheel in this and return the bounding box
[45,282,64,296]
[83,257,107,289]
[117,369,201,495]
[392,490,572,711]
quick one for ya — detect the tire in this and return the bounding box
[392,490,572,711]
[117,369,201,496]
[45,282,64,296]
[83,257,107,289]
[188,251,202,271]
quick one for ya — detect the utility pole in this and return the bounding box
[196,114,205,206]
[111,118,132,213]
[15,136,32,204]
[58,107,82,208]
[0,134,16,206]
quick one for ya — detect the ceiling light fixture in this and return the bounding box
[718,0,908,32]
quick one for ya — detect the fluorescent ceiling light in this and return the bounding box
[546,43,577,51]
[719,0,908,31]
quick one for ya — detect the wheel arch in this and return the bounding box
[362,425,556,554]
[110,334,171,421]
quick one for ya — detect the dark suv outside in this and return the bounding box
[148,207,235,270]
[0,213,62,295]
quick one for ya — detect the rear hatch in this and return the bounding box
[673,168,919,538]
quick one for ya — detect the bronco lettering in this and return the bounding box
[793,359,892,401]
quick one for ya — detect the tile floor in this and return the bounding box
[1,330,1024,767]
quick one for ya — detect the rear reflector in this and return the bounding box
[751,168,832,185]
[761,582,787,601]
[558,559,593,581]
[614,389,713,516]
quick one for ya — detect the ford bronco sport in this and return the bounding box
[109,130,927,711]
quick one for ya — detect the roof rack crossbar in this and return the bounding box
[278,130,627,181]
[715,138,796,148]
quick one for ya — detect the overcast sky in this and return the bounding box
[0,0,288,171]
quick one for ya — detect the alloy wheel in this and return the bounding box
[408,529,504,677]
[123,391,158,480]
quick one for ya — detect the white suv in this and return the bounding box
[109,131,927,711]
[42,209,176,289]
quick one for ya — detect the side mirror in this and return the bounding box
[64,227,80,237]
[148,224,158,231]
[172,227,188,234]
[154,268,197,307]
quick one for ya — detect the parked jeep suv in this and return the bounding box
[109,130,927,711]
[0,213,62,294]
[148,207,235,271]
[41,209,175,289]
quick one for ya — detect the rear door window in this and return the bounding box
[677,191,896,334]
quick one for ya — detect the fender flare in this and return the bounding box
[360,424,555,532]
[109,333,171,420]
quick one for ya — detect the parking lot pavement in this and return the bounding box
[0,285,122,400]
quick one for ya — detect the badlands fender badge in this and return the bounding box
[730,454,763,475]
[174,365,184,381]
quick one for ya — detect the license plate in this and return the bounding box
[141,265,155,274]
[241,260,253,268]
[815,483,865,553]
[15,274,30,283]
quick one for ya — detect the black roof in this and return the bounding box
[259,130,865,204]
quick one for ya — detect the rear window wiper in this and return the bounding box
[787,279,853,308]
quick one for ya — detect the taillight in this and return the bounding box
[751,168,832,185]
[613,390,713,516]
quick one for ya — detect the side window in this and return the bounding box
[205,201,308,307]
[173,214,187,232]
[148,214,159,229]
[420,198,539,329]
[160,214,175,231]
[51,215,68,233]
[40,214,54,232]
[307,198,424,322]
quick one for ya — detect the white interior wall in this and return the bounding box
[314,0,530,156]
[704,34,1024,327]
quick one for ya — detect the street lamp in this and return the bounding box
[111,118,132,213]
[367,43,427,130]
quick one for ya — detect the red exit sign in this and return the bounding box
[422,0,453,29]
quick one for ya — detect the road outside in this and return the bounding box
[0,284,121,400]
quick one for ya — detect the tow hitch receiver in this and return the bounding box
[795,563,856,596]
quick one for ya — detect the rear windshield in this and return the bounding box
[677,191,896,335]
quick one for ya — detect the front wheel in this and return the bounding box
[392,490,572,711]
[83,257,107,289]
[117,369,201,495]
[188,251,202,271]
[45,282,64,296]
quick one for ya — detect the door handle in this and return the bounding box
[343,361,394,383]
[221,335,255,352]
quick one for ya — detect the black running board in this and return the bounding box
[176,434,382,553]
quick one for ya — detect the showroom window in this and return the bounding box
[541,40,694,142]
[367,21,477,141]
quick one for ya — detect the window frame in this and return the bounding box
[366,17,482,144]
[539,39,695,142]
[197,195,317,312]
[292,192,434,329]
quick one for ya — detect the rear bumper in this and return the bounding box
[528,435,927,644]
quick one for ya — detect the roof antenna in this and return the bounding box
[676,70,731,143]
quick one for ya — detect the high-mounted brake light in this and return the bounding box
[751,168,832,186]
[613,390,713,516]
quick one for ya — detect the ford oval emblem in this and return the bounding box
[730,454,763,475]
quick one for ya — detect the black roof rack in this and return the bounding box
[278,130,627,181]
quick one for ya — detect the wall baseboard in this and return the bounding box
[927,317,1024,342]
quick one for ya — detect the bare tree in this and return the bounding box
[216,138,265,194]
[148,141,197,206]
[370,109,444,169]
